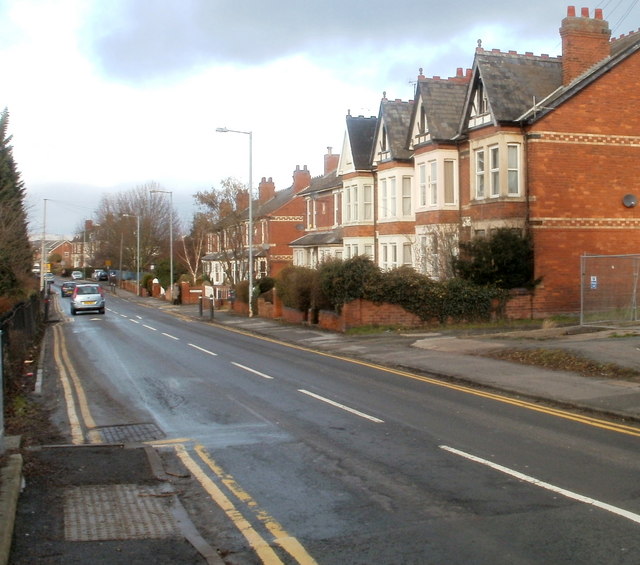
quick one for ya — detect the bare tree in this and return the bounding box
[89,182,177,277]
[414,224,459,280]
[194,177,250,285]
[177,212,213,283]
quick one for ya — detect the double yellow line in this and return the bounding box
[51,305,317,564]
[52,324,101,444]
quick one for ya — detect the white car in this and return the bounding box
[70,283,105,315]
[71,271,83,280]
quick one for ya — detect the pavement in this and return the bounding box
[3,287,640,563]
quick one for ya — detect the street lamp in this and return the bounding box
[150,189,174,301]
[216,126,253,316]
[122,214,140,296]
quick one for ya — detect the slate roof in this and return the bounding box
[375,99,413,161]
[346,115,377,170]
[412,79,469,143]
[520,33,640,122]
[290,228,343,247]
[470,50,563,124]
[298,169,342,198]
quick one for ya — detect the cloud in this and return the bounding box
[83,0,576,84]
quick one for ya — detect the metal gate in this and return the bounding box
[580,254,640,325]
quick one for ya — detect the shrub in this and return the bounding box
[454,228,538,289]
[275,266,316,312]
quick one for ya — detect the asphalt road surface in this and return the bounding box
[48,289,640,564]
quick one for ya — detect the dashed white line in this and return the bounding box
[143,325,157,331]
[232,362,274,379]
[129,319,140,324]
[162,332,179,340]
[298,389,384,423]
[188,343,217,356]
[440,445,640,525]
[120,314,128,318]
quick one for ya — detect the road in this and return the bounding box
[51,287,640,564]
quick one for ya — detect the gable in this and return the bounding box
[371,98,413,165]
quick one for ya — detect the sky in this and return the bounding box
[4,0,640,238]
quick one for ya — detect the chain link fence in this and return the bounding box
[581,254,640,325]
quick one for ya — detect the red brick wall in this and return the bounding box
[526,50,640,316]
[341,299,423,329]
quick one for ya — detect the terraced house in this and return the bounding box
[211,6,640,318]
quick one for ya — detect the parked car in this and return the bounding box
[60,281,76,297]
[70,283,105,315]
[71,271,83,280]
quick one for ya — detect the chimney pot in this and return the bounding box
[581,7,589,17]
[567,6,576,17]
[595,8,603,19]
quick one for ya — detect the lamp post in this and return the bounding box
[216,127,253,316]
[150,189,174,301]
[123,214,140,296]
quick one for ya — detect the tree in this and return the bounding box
[454,228,538,289]
[178,212,213,283]
[194,177,250,285]
[0,108,32,301]
[90,182,177,284]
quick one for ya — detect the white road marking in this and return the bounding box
[188,343,218,356]
[143,324,157,331]
[129,319,140,324]
[298,389,384,423]
[232,362,274,379]
[136,315,143,319]
[120,314,128,318]
[440,445,640,525]
[162,332,179,340]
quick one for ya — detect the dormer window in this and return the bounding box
[469,81,492,127]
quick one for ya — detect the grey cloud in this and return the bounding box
[82,0,639,84]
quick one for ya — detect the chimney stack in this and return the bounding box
[324,147,339,174]
[560,5,611,84]
[235,189,249,212]
[258,176,276,203]
[292,165,311,193]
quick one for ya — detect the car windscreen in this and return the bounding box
[78,286,99,295]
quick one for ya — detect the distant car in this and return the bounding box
[60,281,76,297]
[71,271,83,280]
[43,272,55,283]
[70,283,105,315]
[98,271,108,281]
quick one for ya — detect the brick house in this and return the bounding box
[456,6,640,316]
[217,6,640,318]
[290,148,342,267]
[202,165,311,290]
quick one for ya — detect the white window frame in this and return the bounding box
[490,145,500,197]
[380,179,388,218]
[363,185,373,220]
[419,164,427,207]
[507,143,520,196]
[402,176,412,216]
[429,161,437,206]
[475,149,485,199]
[389,177,397,217]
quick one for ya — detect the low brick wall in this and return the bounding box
[504,289,535,319]
[341,299,423,330]
[281,306,307,324]
[318,310,343,332]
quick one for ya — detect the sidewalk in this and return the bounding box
[3,289,640,564]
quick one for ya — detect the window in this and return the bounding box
[490,146,499,197]
[389,177,397,217]
[364,244,373,258]
[306,199,312,228]
[444,160,455,204]
[419,164,427,206]
[429,161,437,205]
[403,242,412,266]
[508,144,520,195]
[363,185,373,220]
[351,186,359,221]
[475,150,485,198]
[380,179,388,218]
[402,177,412,215]
[344,189,351,222]
[334,192,340,225]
